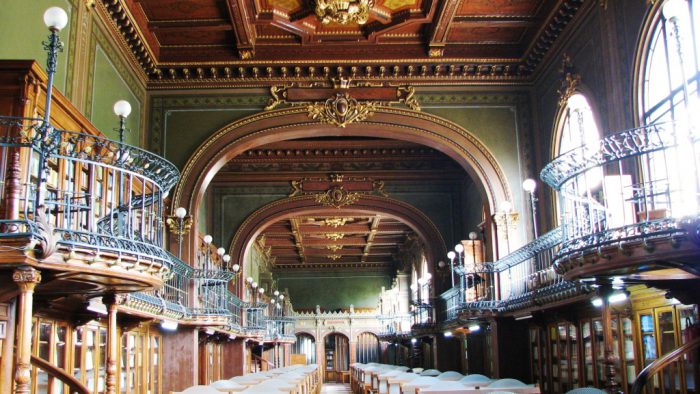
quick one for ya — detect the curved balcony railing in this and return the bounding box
[437,227,590,320]
[541,122,700,273]
[265,316,296,341]
[127,252,193,319]
[0,116,179,278]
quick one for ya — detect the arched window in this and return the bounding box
[638,0,700,217]
[554,93,606,233]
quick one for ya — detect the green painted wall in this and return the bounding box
[0,0,74,93]
[276,273,391,310]
[91,46,141,146]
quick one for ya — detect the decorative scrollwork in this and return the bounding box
[34,207,58,259]
[314,0,374,25]
[308,93,378,128]
[315,185,361,208]
[557,54,581,107]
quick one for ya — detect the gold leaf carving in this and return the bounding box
[323,217,349,227]
[315,0,374,25]
[325,233,345,241]
[308,93,377,128]
[558,54,581,107]
[315,185,360,208]
[326,245,343,252]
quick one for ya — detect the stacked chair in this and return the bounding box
[172,364,321,394]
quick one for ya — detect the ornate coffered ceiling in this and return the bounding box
[259,214,414,272]
[98,0,585,87]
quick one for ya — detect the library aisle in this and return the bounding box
[321,383,352,393]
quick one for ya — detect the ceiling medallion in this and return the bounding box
[326,245,343,252]
[327,254,342,260]
[325,233,345,241]
[315,185,361,208]
[315,0,374,25]
[308,92,378,128]
[324,217,349,227]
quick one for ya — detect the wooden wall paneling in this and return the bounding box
[162,328,198,393]
[222,339,246,378]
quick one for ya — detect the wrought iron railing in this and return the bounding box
[0,116,179,272]
[265,316,296,341]
[377,314,412,337]
[244,302,268,333]
[541,122,700,266]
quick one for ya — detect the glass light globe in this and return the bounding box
[663,0,688,20]
[274,290,280,296]
[437,260,446,268]
[246,276,253,283]
[44,7,68,31]
[232,263,240,272]
[258,288,264,294]
[113,100,132,118]
[216,247,225,256]
[500,200,513,213]
[468,231,478,240]
[279,295,284,300]
[425,273,432,280]
[522,178,537,193]
[455,244,464,253]
[203,235,213,244]
[222,255,231,263]
[174,207,187,219]
[447,251,456,260]
[252,282,258,288]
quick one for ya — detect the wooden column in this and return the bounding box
[601,290,620,393]
[12,268,41,394]
[103,294,119,394]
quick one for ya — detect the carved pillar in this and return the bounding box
[601,289,621,393]
[103,294,119,394]
[12,268,41,394]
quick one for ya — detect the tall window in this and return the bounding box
[555,93,606,236]
[639,0,700,217]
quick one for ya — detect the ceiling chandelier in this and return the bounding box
[315,0,374,25]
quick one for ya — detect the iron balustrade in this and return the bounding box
[265,317,296,341]
[437,227,589,317]
[377,314,412,337]
[541,122,700,266]
[192,269,235,316]
[223,291,244,330]
[244,302,268,333]
[0,116,179,271]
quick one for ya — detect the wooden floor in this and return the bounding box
[320,383,352,393]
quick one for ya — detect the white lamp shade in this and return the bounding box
[44,7,68,31]
[252,282,258,288]
[113,100,132,118]
[437,260,446,268]
[500,200,513,212]
[203,235,213,244]
[454,244,464,253]
[217,247,226,256]
[522,178,537,193]
[663,0,688,20]
[279,295,284,300]
[174,207,187,219]
[425,272,432,280]
[259,288,265,294]
[468,231,478,240]
[232,263,240,272]
[274,290,280,296]
[222,255,231,263]
[246,276,253,283]
[446,251,456,260]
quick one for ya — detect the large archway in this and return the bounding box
[171,106,511,262]
[228,194,448,277]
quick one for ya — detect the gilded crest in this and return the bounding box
[308,93,378,128]
[315,185,361,208]
[315,0,374,25]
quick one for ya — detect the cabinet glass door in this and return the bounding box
[679,306,698,394]
[582,321,595,386]
[657,308,681,394]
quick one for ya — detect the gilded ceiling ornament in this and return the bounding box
[326,245,343,252]
[307,92,378,128]
[327,254,342,260]
[315,185,361,208]
[325,233,345,241]
[557,54,581,107]
[265,85,291,111]
[314,0,374,25]
[324,217,349,227]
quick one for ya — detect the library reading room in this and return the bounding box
[0,0,698,393]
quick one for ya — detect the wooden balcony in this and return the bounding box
[541,123,700,282]
[0,61,179,296]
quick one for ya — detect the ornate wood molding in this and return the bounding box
[557,54,581,107]
[288,173,388,209]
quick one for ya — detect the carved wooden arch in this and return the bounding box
[172,106,511,261]
[294,331,317,342]
[227,194,448,278]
